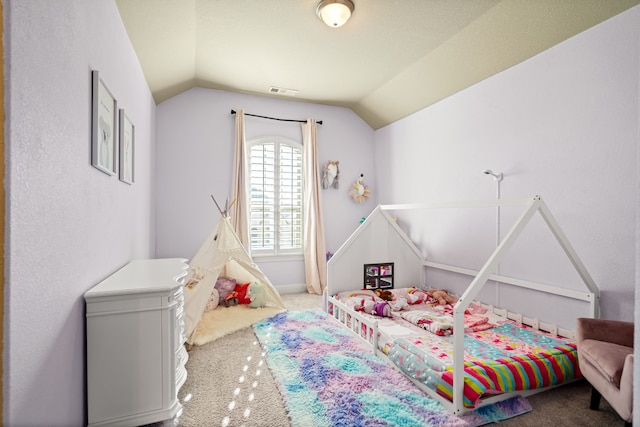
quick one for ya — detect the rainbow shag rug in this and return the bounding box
[254,309,532,427]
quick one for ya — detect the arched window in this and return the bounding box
[248,136,303,257]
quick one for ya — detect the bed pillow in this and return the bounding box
[214,276,237,305]
[334,289,378,301]
[234,282,251,304]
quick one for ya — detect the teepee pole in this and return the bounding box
[210,195,224,216]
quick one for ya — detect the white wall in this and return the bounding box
[374,6,639,328]
[156,88,375,290]
[4,1,156,425]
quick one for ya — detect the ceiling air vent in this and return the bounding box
[268,86,298,97]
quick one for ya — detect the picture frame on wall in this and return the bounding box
[118,109,134,184]
[363,262,394,290]
[91,70,117,175]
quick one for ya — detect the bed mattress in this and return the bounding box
[329,288,581,408]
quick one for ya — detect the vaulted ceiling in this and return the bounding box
[116,0,639,129]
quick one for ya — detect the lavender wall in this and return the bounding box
[3,1,639,425]
[156,88,376,291]
[374,6,639,328]
[4,1,156,425]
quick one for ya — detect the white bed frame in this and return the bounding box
[325,195,599,414]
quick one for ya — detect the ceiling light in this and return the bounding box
[316,0,354,28]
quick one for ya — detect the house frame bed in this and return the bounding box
[325,195,599,414]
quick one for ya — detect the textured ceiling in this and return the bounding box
[116,0,639,129]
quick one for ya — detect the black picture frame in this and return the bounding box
[363,262,394,290]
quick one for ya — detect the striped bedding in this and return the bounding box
[330,289,581,408]
[386,321,581,408]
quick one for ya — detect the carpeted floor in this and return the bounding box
[176,292,624,426]
[254,309,532,426]
[190,304,284,346]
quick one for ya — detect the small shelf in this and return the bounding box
[363,262,394,290]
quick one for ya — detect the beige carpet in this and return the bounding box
[177,292,322,427]
[177,292,624,427]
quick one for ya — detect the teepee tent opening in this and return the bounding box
[183,213,286,345]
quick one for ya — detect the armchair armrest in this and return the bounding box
[577,318,634,348]
[620,354,634,391]
[618,354,634,421]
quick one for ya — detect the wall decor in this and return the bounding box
[322,160,340,189]
[119,109,134,184]
[350,173,371,203]
[91,70,117,175]
[363,262,394,290]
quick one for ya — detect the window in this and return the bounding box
[248,136,303,256]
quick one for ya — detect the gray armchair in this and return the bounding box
[577,317,634,426]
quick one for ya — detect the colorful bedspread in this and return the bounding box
[330,288,581,408]
[387,322,581,408]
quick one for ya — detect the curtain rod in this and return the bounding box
[231,109,323,125]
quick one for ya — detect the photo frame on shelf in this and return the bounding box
[91,70,117,175]
[118,109,134,184]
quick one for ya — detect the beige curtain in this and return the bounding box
[231,109,250,254]
[302,119,327,295]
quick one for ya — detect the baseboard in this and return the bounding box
[276,283,307,294]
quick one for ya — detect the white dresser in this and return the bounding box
[85,258,189,427]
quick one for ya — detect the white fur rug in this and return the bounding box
[191,305,284,346]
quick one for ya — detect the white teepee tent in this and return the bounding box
[183,215,286,345]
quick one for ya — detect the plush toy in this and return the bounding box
[205,288,220,312]
[322,160,340,189]
[427,288,458,305]
[405,287,429,304]
[374,289,394,301]
[405,293,425,305]
[362,300,392,318]
[389,296,408,311]
[234,283,252,304]
[248,281,267,308]
[225,291,239,307]
[350,296,372,312]
[215,276,237,305]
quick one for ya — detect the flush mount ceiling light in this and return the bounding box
[316,0,354,28]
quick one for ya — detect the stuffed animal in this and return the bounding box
[389,296,408,311]
[374,288,394,301]
[322,160,340,189]
[405,287,429,304]
[427,288,458,305]
[225,291,239,306]
[362,300,392,318]
[248,281,267,308]
[405,292,426,305]
[205,289,220,312]
[214,276,237,305]
[234,283,252,304]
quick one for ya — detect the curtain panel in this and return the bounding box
[231,109,250,254]
[302,119,327,295]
